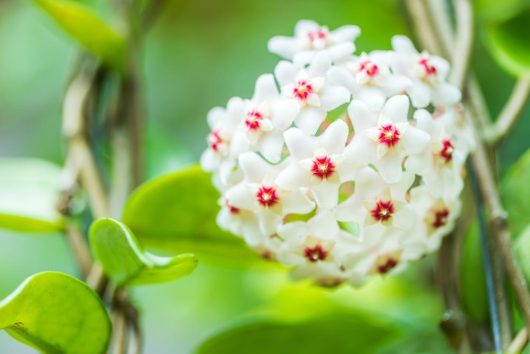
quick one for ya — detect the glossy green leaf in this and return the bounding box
[122,165,264,266]
[515,225,530,283]
[90,218,197,286]
[0,158,64,233]
[0,272,111,354]
[195,313,397,354]
[486,9,530,76]
[32,0,126,71]
[501,148,530,236]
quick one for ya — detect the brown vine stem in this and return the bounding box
[508,328,528,354]
[485,78,530,146]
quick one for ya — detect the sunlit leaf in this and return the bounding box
[0,272,111,354]
[122,165,265,267]
[90,218,197,286]
[32,0,126,71]
[501,148,530,235]
[0,158,64,233]
[485,9,530,76]
[195,313,398,354]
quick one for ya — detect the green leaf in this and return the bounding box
[89,218,197,286]
[32,0,126,72]
[501,148,530,235]
[485,9,530,76]
[195,314,398,354]
[0,158,64,233]
[0,272,111,354]
[122,165,265,267]
[515,225,530,282]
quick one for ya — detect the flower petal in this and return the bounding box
[319,85,351,111]
[295,107,327,134]
[284,127,316,160]
[253,74,279,102]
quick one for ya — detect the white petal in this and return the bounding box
[327,66,357,92]
[348,99,376,131]
[282,190,315,215]
[278,221,308,239]
[391,35,417,54]
[319,85,351,111]
[271,99,299,130]
[383,75,412,96]
[327,42,355,61]
[308,211,340,238]
[253,74,279,102]
[207,107,225,128]
[382,95,409,123]
[295,19,320,35]
[276,164,310,190]
[274,61,299,86]
[268,36,297,59]
[259,133,284,163]
[319,119,349,154]
[258,210,282,235]
[284,127,316,160]
[331,25,360,41]
[239,152,271,182]
[226,184,255,210]
[200,149,219,172]
[402,125,431,154]
[357,88,386,112]
[408,82,431,108]
[295,107,327,134]
[376,153,403,183]
[312,181,340,209]
[308,52,332,77]
[433,82,461,105]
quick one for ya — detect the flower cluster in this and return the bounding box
[201,20,473,287]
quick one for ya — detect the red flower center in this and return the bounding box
[307,30,327,43]
[256,185,280,208]
[311,156,335,180]
[418,57,437,76]
[432,208,450,229]
[225,199,240,215]
[245,110,264,131]
[304,244,327,263]
[376,257,398,274]
[378,124,400,148]
[293,80,314,101]
[359,60,379,77]
[208,130,223,152]
[439,139,454,163]
[370,199,395,223]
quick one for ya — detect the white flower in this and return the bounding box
[201,22,471,287]
[328,52,411,111]
[268,20,360,65]
[389,36,461,108]
[275,53,351,134]
[276,119,356,208]
[345,95,430,183]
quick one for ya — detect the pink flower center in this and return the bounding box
[293,80,314,101]
[307,30,327,43]
[370,200,395,222]
[439,139,454,163]
[304,244,327,262]
[224,199,240,215]
[376,257,398,274]
[359,60,379,77]
[432,208,450,229]
[418,57,437,77]
[208,130,223,152]
[256,185,280,208]
[245,110,264,131]
[378,124,400,147]
[311,156,335,180]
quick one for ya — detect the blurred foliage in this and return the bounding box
[501,148,530,236]
[0,158,64,233]
[1,0,530,352]
[89,218,197,286]
[0,272,111,354]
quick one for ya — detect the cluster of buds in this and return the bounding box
[201,20,473,287]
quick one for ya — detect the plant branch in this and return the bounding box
[450,0,473,90]
[508,328,528,354]
[485,78,530,145]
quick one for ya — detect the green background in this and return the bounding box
[0,0,528,352]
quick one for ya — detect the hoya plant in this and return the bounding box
[2,0,530,353]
